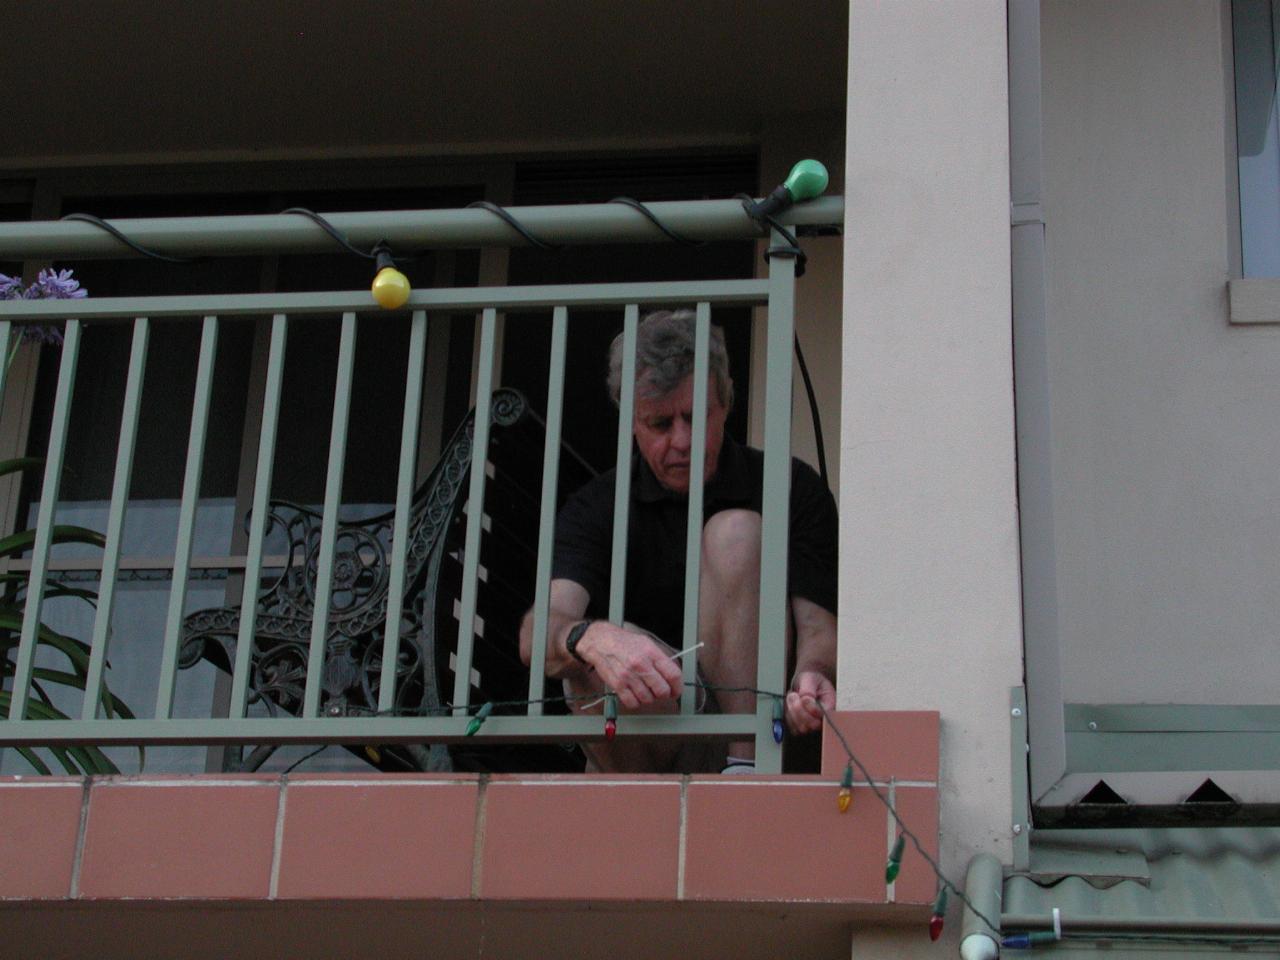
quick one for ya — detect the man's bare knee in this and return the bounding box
[702,509,762,586]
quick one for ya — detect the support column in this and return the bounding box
[842,0,1020,952]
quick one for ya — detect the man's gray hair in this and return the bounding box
[606,309,734,409]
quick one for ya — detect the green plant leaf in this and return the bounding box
[0,457,44,479]
[32,665,137,719]
[14,745,52,775]
[0,573,102,605]
[0,691,121,775]
[0,525,106,560]
[46,746,82,775]
[29,677,53,708]
[24,669,140,770]
[71,743,118,775]
[32,667,89,691]
[0,614,92,676]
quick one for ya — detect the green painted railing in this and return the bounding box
[0,197,842,773]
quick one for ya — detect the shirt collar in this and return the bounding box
[634,434,751,504]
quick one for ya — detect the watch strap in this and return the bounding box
[565,619,594,664]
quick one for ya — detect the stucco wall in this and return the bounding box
[841,5,1020,958]
[1041,0,1280,704]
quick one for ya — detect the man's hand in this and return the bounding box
[785,669,835,735]
[576,621,685,710]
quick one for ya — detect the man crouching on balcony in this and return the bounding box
[519,309,837,773]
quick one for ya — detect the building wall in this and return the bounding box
[840,1,1020,955]
[1041,0,1280,704]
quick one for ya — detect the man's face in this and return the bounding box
[633,374,728,495]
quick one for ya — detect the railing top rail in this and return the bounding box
[0,279,772,321]
[0,196,844,261]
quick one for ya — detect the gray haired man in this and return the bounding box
[519,310,838,772]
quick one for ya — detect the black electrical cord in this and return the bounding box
[281,208,420,264]
[793,336,829,488]
[282,207,378,259]
[59,212,200,263]
[466,200,562,251]
[735,193,808,278]
[608,197,704,246]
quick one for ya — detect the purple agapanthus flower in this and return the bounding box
[26,268,87,300]
[0,268,85,349]
[0,274,24,299]
[18,325,64,346]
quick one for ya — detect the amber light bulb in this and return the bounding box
[837,762,854,813]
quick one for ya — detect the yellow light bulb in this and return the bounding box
[371,266,411,310]
[837,763,854,812]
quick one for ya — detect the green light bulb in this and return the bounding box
[885,834,906,883]
[783,159,829,202]
[465,701,494,736]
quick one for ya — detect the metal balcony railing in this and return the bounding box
[0,196,843,774]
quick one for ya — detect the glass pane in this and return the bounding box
[1234,0,1280,276]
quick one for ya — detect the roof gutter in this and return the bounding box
[1000,913,1280,938]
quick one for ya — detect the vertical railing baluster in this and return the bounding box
[679,303,712,714]
[8,319,81,721]
[0,322,12,408]
[230,314,287,719]
[451,308,497,712]
[379,310,428,714]
[156,316,218,718]
[527,306,568,713]
[756,235,799,773]
[607,305,639,625]
[303,312,357,719]
[84,317,150,721]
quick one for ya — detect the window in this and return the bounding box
[1233,0,1280,277]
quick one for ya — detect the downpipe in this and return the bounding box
[959,852,1003,960]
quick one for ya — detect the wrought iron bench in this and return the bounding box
[178,388,596,773]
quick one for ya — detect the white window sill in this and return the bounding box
[1228,277,1280,323]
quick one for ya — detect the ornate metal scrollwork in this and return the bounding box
[178,389,530,768]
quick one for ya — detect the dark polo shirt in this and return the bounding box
[551,435,838,648]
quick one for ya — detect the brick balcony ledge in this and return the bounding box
[0,711,938,960]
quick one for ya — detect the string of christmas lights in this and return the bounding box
[273,679,1001,943]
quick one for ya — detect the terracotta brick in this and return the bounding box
[79,781,278,899]
[480,781,680,900]
[683,781,888,902]
[821,712,939,781]
[0,783,83,899]
[277,781,478,899]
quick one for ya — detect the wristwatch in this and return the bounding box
[565,619,595,664]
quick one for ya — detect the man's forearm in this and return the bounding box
[791,596,837,684]
[541,611,594,679]
[519,579,596,681]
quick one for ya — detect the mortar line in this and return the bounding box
[269,779,287,899]
[68,778,91,899]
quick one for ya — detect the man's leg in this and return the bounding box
[696,508,770,763]
[564,630,684,772]
[567,508,769,772]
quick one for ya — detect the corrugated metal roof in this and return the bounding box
[1001,828,1280,956]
